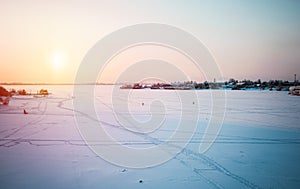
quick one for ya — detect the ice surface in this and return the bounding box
[0,85,299,189]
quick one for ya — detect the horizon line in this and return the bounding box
[0,78,298,86]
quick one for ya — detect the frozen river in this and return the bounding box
[0,85,299,189]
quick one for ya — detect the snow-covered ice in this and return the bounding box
[0,85,299,189]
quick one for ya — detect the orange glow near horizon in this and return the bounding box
[0,48,75,84]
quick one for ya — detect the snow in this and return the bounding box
[0,85,300,189]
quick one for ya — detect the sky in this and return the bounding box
[0,0,300,83]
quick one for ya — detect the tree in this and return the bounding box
[257,79,261,84]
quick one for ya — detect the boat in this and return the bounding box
[289,86,300,96]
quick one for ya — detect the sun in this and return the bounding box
[52,50,66,70]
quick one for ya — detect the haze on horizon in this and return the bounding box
[0,0,299,84]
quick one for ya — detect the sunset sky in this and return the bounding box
[0,0,299,83]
